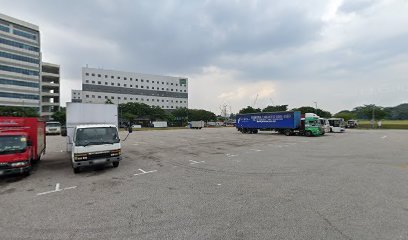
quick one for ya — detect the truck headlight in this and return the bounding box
[110,149,121,156]
[74,154,88,160]
[11,161,29,167]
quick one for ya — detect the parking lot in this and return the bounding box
[1,128,408,239]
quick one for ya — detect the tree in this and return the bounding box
[262,105,288,112]
[239,106,261,114]
[334,110,355,121]
[105,99,113,104]
[51,107,66,125]
[0,106,39,117]
[353,104,386,120]
[291,106,332,118]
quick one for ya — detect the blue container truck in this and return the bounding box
[236,111,322,136]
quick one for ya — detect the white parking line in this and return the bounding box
[36,183,77,196]
[225,153,238,157]
[381,135,387,139]
[189,160,205,165]
[249,149,263,152]
[134,168,157,176]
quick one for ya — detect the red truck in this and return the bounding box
[0,117,46,176]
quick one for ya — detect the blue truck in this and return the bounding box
[236,111,323,136]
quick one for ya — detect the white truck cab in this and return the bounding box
[328,118,346,133]
[71,124,121,173]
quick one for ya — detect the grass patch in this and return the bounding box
[357,120,408,129]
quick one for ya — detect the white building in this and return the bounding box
[72,67,188,110]
[0,13,41,111]
[41,62,60,119]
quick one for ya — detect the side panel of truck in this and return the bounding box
[236,111,301,129]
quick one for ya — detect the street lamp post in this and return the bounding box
[313,101,318,114]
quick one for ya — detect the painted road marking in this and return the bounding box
[36,183,77,196]
[134,168,157,176]
[225,153,238,157]
[381,135,387,139]
[249,149,263,152]
[189,160,205,165]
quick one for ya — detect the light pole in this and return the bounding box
[313,101,318,114]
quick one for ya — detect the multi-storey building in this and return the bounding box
[0,13,41,111]
[72,67,188,110]
[41,62,60,119]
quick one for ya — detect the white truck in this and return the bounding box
[66,103,126,173]
[152,121,167,128]
[328,118,346,133]
[45,121,61,135]
[190,121,205,129]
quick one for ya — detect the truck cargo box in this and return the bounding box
[236,111,301,129]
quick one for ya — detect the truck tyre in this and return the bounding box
[73,167,80,174]
[305,131,312,137]
[252,129,258,134]
[112,162,119,168]
[284,129,292,136]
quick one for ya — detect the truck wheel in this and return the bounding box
[305,131,311,137]
[284,129,292,136]
[252,129,258,134]
[112,162,120,168]
[73,167,80,174]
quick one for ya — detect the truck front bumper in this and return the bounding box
[0,166,31,176]
[73,156,122,168]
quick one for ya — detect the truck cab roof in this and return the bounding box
[0,131,28,136]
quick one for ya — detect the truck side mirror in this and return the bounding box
[27,140,33,146]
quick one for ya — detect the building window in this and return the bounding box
[162,82,164,84]
[130,78,132,81]
[105,96,108,99]
[146,86,149,89]
[117,76,120,79]
[118,97,121,99]
[135,79,138,81]
[171,100,173,103]
[130,85,132,87]
[141,86,144,88]
[111,76,114,79]
[171,106,174,108]
[124,97,127,100]
[124,84,127,87]
[176,100,178,103]
[141,79,144,82]
[98,74,101,77]
[111,83,114,86]
[105,82,108,85]
[105,75,108,78]
[92,95,95,98]
[135,85,138,88]
[162,88,164,90]
[111,96,114,99]
[86,80,89,83]
[85,73,89,76]
[146,80,149,83]
[162,100,164,102]
[98,96,101,98]
[146,99,149,101]
[130,98,133,100]
[166,100,169,102]
[91,73,95,76]
[98,81,101,84]
[92,81,95,84]
[136,98,138,100]
[124,77,127,80]
[86,95,89,98]
[176,84,178,86]
[171,89,173,91]
[117,83,120,86]
[171,83,173,85]
[152,81,155,83]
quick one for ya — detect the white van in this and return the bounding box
[46,121,61,135]
[328,118,346,133]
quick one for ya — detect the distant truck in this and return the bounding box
[66,103,127,173]
[328,118,346,132]
[0,117,46,176]
[190,121,205,129]
[45,121,61,135]
[346,119,358,128]
[152,121,167,128]
[236,111,323,136]
[319,118,331,133]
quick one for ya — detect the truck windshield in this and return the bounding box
[75,127,119,146]
[307,120,320,126]
[46,122,61,128]
[0,135,27,154]
[329,120,341,127]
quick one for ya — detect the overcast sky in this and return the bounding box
[2,0,408,114]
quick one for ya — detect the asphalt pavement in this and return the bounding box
[1,128,407,240]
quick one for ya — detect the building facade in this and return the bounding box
[0,13,41,111]
[41,62,60,119]
[72,67,188,110]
